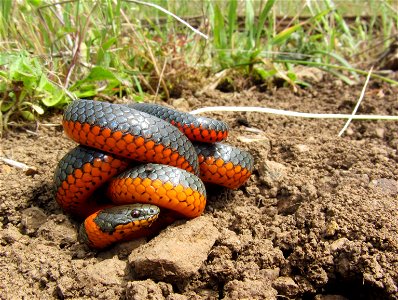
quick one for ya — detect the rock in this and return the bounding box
[272,276,299,297]
[237,135,271,159]
[324,220,340,237]
[223,279,277,299]
[125,279,164,300]
[294,66,325,82]
[100,238,147,259]
[21,207,47,235]
[329,238,349,252]
[57,276,74,299]
[129,216,219,282]
[375,128,385,139]
[85,257,127,285]
[259,161,287,186]
[370,178,398,196]
[0,224,24,244]
[294,144,310,153]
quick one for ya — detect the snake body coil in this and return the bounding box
[54,99,254,249]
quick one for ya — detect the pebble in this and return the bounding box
[259,161,287,186]
[21,207,47,235]
[85,257,127,285]
[370,178,398,196]
[272,276,299,297]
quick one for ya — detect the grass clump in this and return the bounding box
[0,0,397,133]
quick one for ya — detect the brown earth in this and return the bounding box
[1,76,398,299]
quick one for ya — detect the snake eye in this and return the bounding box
[131,209,141,218]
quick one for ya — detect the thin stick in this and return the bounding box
[338,67,373,137]
[0,157,38,175]
[125,0,208,40]
[190,106,398,121]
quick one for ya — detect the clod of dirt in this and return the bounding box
[125,279,178,300]
[259,160,287,186]
[37,214,77,247]
[85,257,127,285]
[370,178,398,196]
[21,207,47,235]
[272,276,300,297]
[129,216,219,282]
[223,279,277,299]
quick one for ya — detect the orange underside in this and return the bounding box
[108,177,206,218]
[62,120,195,174]
[171,121,228,143]
[198,155,251,189]
[55,155,128,217]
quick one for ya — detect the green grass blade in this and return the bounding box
[213,3,227,49]
[245,0,255,49]
[227,0,237,48]
[255,0,276,47]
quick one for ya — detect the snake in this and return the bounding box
[54,99,254,249]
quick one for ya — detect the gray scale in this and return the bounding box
[63,100,199,174]
[53,146,109,191]
[194,143,254,171]
[116,163,206,196]
[130,103,229,134]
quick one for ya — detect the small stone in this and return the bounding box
[129,216,219,282]
[375,128,385,138]
[37,214,77,247]
[85,257,127,285]
[294,144,310,153]
[21,207,47,235]
[325,221,339,237]
[345,127,354,136]
[330,238,349,252]
[1,224,23,244]
[294,66,325,82]
[125,279,164,300]
[370,178,398,196]
[272,276,299,297]
[224,279,277,299]
[259,161,287,185]
[57,276,74,299]
[237,135,269,144]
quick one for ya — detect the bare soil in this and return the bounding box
[1,76,398,299]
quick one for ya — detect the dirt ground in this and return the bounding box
[1,76,398,300]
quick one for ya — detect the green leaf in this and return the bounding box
[272,9,331,46]
[97,37,117,65]
[25,102,44,114]
[21,110,35,121]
